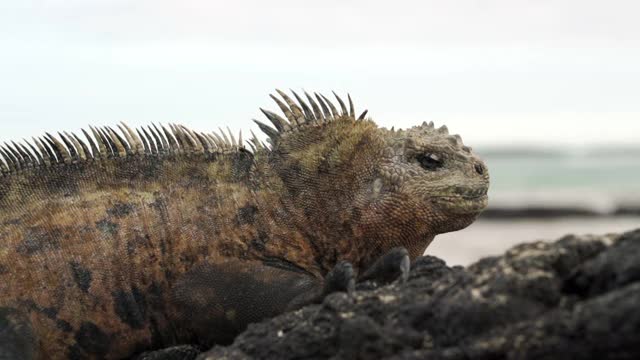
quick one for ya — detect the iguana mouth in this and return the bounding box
[452,186,488,200]
[432,186,489,214]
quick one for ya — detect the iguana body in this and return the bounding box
[0,90,489,359]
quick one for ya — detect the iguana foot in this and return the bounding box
[287,248,411,310]
[322,260,356,296]
[286,260,356,311]
[358,247,411,288]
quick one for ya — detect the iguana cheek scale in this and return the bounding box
[0,89,489,359]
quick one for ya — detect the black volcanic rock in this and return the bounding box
[136,346,200,360]
[138,229,640,360]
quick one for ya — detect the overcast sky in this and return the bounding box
[1,0,639,148]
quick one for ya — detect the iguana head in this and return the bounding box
[254,90,489,261]
[378,122,490,230]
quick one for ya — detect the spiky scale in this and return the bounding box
[347,94,355,119]
[24,142,40,162]
[31,137,50,166]
[211,131,226,149]
[3,143,23,169]
[226,127,237,147]
[136,129,151,155]
[105,127,127,157]
[212,132,227,149]
[305,91,324,122]
[118,124,138,154]
[183,126,205,154]
[194,132,211,153]
[89,126,109,157]
[207,133,220,150]
[100,127,119,157]
[24,141,44,166]
[20,143,37,166]
[37,137,57,164]
[7,143,26,168]
[169,124,186,150]
[181,124,199,152]
[150,124,168,153]
[65,132,87,160]
[291,90,315,122]
[81,129,100,159]
[320,93,340,119]
[18,143,34,166]
[59,132,80,161]
[260,108,288,132]
[45,133,71,164]
[253,120,279,141]
[250,130,262,150]
[143,126,160,154]
[332,91,348,116]
[121,122,145,154]
[161,125,179,153]
[0,147,16,171]
[113,126,134,154]
[314,93,333,121]
[269,94,296,125]
[12,141,33,167]
[218,127,231,148]
[275,89,305,125]
[177,124,196,151]
[0,154,8,173]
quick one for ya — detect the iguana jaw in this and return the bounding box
[432,186,489,215]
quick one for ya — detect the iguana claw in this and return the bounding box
[359,247,411,286]
[322,260,356,297]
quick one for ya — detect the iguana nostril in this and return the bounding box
[474,163,485,175]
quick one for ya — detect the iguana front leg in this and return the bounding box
[285,261,357,312]
[169,247,411,347]
[359,247,411,285]
[287,247,411,310]
[169,259,320,346]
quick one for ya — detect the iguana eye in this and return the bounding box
[416,153,443,171]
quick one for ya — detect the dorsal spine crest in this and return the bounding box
[0,90,364,178]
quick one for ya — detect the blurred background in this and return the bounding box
[1,0,639,265]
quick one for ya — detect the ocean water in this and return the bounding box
[427,147,640,265]
[483,147,640,212]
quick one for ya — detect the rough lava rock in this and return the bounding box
[137,229,640,360]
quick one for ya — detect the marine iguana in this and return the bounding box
[0,90,489,359]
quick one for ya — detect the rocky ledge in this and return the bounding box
[140,229,640,360]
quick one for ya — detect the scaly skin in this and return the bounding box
[0,90,489,359]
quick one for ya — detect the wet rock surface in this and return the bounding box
[138,229,640,360]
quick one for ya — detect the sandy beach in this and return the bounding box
[427,216,640,266]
